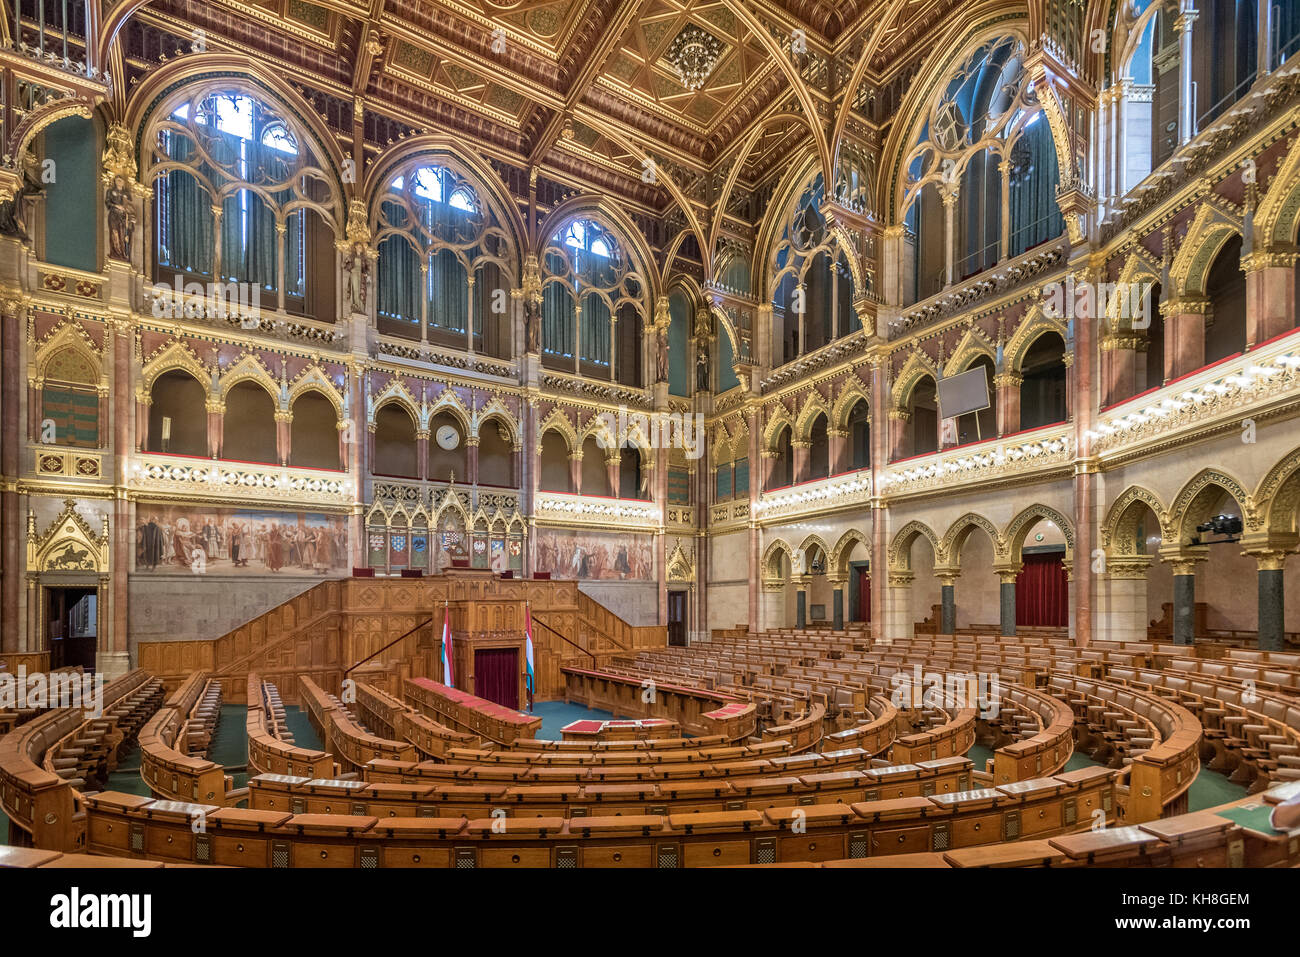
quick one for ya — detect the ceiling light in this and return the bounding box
[666,24,723,92]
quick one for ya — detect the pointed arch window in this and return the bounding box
[150,89,338,317]
[375,162,514,359]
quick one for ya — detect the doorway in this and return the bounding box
[473,648,519,709]
[849,562,871,622]
[668,591,688,646]
[45,586,98,671]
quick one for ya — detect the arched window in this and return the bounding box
[289,391,340,470]
[427,411,467,484]
[478,419,514,487]
[770,176,856,365]
[769,425,794,489]
[223,381,278,464]
[620,447,646,499]
[900,36,1062,304]
[848,399,870,469]
[40,348,100,448]
[373,404,418,478]
[1141,281,1165,393]
[538,431,572,492]
[150,88,338,316]
[906,376,939,456]
[541,219,647,385]
[1019,333,1068,429]
[148,370,207,457]
[1204,234,1247,365]
[375,163,514,358]
[580,435,610,496]
[808,414,829,480]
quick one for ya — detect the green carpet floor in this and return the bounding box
[208,704,249,789]
[282,705,322,752]
[530,701,614,740]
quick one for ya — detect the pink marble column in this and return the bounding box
[1162,300,1207,381]
[1245,255,1297,347]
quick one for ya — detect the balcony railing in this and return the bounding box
[129,453,354,508]
[532,492,661,529]
[753,468,872,521]
[877,423,1074,498]
[1088,331,1300,459]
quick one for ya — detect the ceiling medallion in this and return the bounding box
[666,24,723,92]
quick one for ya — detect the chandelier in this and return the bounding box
[666,25,722,92]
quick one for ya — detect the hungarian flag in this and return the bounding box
[440,605,455,689]
[524,603,536,709]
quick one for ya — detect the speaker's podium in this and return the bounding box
[437,569,531,711]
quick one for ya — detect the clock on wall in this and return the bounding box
[436,425,460,450]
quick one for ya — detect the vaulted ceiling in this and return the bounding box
[115,0,971,223]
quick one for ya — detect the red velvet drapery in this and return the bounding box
[1016,552,1068,626]
[474,648,520,709]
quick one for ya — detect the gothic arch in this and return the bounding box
[140,340,209,392]
[537,409,578,454]
[1004,304,1071,372]
[891,350,941,408]
[796,533,831,574]
[288,366,344,415]
[425,388,472,436]
[1251,444,1300,538]
[536,195,660,302]
[888,520,943,572]
[794,394,832,442]
[831,383,871,430]
[1253,131,1300,250]
[219,354,279,404]
[1003,504,1075,565]
[1101,485,1171,555]
[829,529,871,577]
[941,512,1005,567]
[762,407,796,451]
[476,400,521,447]
[943,327,997,377]
[762,538,794,582]
[1170,203,1244,299]
[1168,468,1254,546]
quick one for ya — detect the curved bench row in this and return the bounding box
[403,677,541,745]
[352,680,481,760]
[1049,673,1201,821]
[138,671,244,807]
[255,753,980,818]
[0,670,162,849]
[245,675,335,779]
[299,675,416,770]
[1106,665,1300,789]
[987,684,1075,784]
[81,765,1117,868]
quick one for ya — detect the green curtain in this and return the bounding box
[542,251,575,357]
[581,292,610,366]
[157,133,214,275]
[428,249,468,332]
[1009,118,1064,256]
[378,234,420,325]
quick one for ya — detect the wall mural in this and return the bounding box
[534,529,654,580]
[134,504,348,575]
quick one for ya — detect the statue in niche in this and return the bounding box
[0,150,43,241]
[105,174,135,261]
[342,242,370,313]
[696,341,710,392]
[524,297,541,354]
[655,324,669,383]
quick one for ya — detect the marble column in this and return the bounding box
[831,578,845,630]
[1171,558,1198,645]
[937,570,958,635]
[1252,550,1287,652]
[998,567,1018,637]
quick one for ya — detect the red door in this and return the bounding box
[856,567,871,622]
[474,648,520,709]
